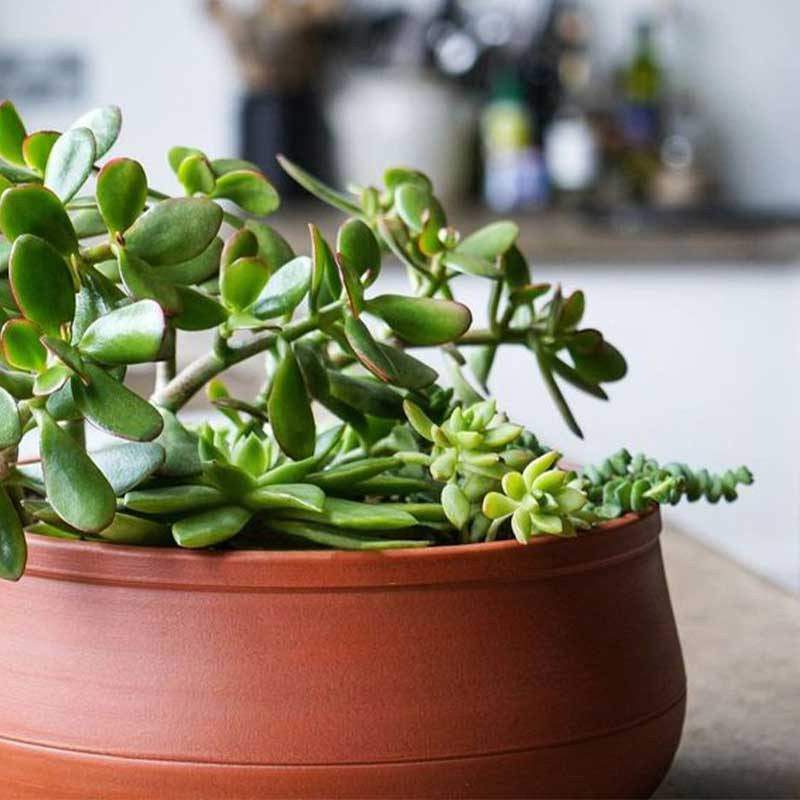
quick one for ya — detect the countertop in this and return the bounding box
[654,526,800,798]
[269,206,800,265]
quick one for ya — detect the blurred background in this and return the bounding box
[2,0,799,592]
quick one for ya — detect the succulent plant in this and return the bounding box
[0,101,752,581]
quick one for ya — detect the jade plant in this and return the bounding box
[0,102,752,580]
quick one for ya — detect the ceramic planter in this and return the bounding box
[0,508,684,799]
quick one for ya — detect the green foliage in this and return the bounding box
[0,102,752,578]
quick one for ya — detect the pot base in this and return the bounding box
[0,694,684,799]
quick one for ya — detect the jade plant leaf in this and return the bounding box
[328,373,404,419]
[211,158,259,176]
[78,299,166,364]
[221,228,258,269]
[72,363,164,441]
[33,407,116,532]
[70,105,122,158]
[0,101,26,166]
[378,342,438,389]
[9,234,75,334]
[70,207,108,238]
[220,256,270,311]
[71,268,126,344]
[177,154,216,195]
[245,221,294,271]
[173,286,228,331]
[276,154,361,215]
[33,363,71,396]
[269,345,316,460]
[158,237,223,286]
[172,505,252,548]
[0,367,33,399]
[334,252,364,316]
[264,519,429,550]
[344,315,396,382]
[96,158,148,234]
[153,410,201,478]
[569,340,628,383]
[442,250,501,278]
[309,223,339,309]
[22,130,59,174]
[0,386,21,449]
[337,218,380,275]
[250,256,311,319]
[125,197,222,266]
[212,170,280,215]
[116,248,183,314]
[168,146,205,174]
[123,485,225,515]
[1,318,47,372]
[97,513,172,546]
[44,127,96,203]
[365,295,471,345]
[455,221,519,261]
[394,183,435,233]
[89,441,166,495]
[41,336,86,378]
[276,497,417,531]
[244,483,326,513]
[0,184,78,256]
[0,487,26,581]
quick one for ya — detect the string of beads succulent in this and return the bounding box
[0,102,752,581]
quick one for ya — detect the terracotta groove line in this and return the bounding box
[23,537,660,594]
[0,690,685,768]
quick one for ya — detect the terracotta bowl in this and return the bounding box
[0,508,684,799]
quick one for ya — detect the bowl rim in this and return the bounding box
[19,507,663,591]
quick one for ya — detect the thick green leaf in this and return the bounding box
[442,482,470,529]
[250,256,311,319]
[221,228,258,269]
[244,483,325,513]
[0,184,78,255]
[334,251,364,315]
[33,363,71,396]
[337,218,380,274]
[202,462,256,499]
[123,485,225,515]
[211,158,259,176]
[378,342,438,389]
[220,256,269,311]
[71,267,126,344]
[153,410,201,478]
[213,170,279,215]
[44,127,96,203]
[177,154,216,195]
[456,221,519,261]
[96,158,147,233]
[269,346,315,460]
[344,315,395,382]
[0,101,26,166]
[41,336,86,378]
[328,373,404,418]
[117,248,183,314]
[276,155,361,215]
[98,513,172,546]
[33,407,116,532]
[70,207,107,238]
[305,457,398,490]
[70,106,122,158]
[569,340,627,383]
[547,354,607,400]
[245,220,294,272]
[0,386,20,448]
[504,245,531,288]
[395,183,434,233]
[158,237,222,286]
[366,294,471,345]
[263,519,429,550]
[534,348,583,439]
[9,234,75,334]
[125,197,222,266]
[276,497,417,531]
[78,299,166,364]
[173,286,228,331]
[442,250,501,278]
[90,441,166,494]
[1,318,47,371]
[72,363,163,441]
[384,167,431,193]
[173,505,252,548]
[22,130,59,174]
[309,223,339,309]
[0,239,10,273]
[0,487,26,581]
[168,146,204,174]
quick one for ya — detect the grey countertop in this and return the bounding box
[655,526,800,799]
[269,206,800,265]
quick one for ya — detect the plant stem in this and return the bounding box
[152,302,344,411]
[154,356,177,394]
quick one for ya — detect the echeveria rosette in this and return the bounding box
[482,451,591,543]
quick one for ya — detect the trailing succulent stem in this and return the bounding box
[0,101,752,581]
